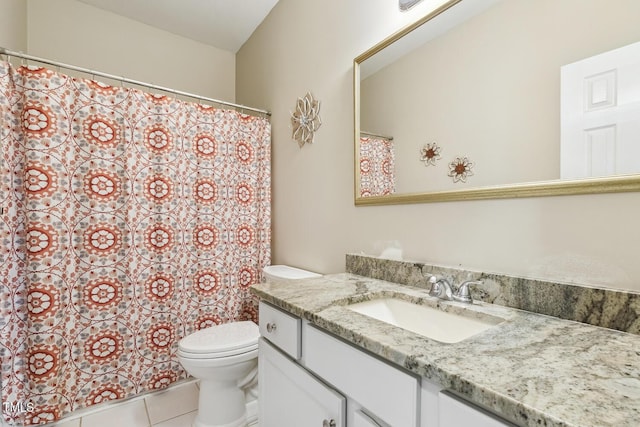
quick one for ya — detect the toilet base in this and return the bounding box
[191,400,257,427]
[193,414,246,427]
[192,379,246,427]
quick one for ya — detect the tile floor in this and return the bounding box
[2,379,259,427]
[78,379,200,427]
[3,380,200,427]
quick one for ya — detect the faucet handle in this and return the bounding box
[427,275,454,300]
[454,280,483,303]
[427,275,440,297]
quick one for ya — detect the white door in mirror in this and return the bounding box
[561,40,640,179]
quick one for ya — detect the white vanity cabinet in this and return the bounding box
[259,338,346,427]
[352,409,386,427]
[258,301,516,427]
[303,323,419,427]
[259,301,419,426]
[258,301,346,426]
[438,391,516,427]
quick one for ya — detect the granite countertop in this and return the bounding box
[251,273,640,427]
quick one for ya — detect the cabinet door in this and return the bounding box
[259,338,346,427]
[439,392,516,427]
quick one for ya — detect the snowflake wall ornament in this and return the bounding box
[448,156,474,183]
[291,92,322,147]
[420,142,441,166]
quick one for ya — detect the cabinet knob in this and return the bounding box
[322,419,336,427]
[266,322,277,333]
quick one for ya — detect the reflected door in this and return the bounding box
[561,40,640,179]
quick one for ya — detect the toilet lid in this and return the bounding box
[178,321,259,355]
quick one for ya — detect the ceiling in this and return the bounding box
[78,0,279,53]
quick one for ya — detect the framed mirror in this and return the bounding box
[354,0,640,205]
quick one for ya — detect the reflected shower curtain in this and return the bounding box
[0,61,270,425]
[359,135,395,197]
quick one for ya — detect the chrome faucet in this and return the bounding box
[427,275,483,304]
[427,275,455,300]
[454,280,483,303]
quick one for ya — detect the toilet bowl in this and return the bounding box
[178,321,260,427]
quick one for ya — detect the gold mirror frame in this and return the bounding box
[353,0,640,206]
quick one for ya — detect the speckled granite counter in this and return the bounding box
[251,273,640,427]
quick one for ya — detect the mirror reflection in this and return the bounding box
[356,0,640,200]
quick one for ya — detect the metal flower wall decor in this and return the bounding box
[448,157,475,183]
[291,92,322,147]
[420,142,441,166]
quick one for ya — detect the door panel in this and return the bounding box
[561,40,640,179]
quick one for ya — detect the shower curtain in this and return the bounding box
[0,61,270,426]
[359,135,395,197]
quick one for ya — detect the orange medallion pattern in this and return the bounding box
[0,62,271,425]
[359,135,396,197]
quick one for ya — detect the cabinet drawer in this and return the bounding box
[259,301,301,359]
[303,323,419,427]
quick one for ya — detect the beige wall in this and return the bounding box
[25,0,235,101]
[237,0,640,292]
[0,0,27,52]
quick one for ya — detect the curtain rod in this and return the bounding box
[0,47,271,117]
[360,131,394,141]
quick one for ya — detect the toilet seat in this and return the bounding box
[178,321,259,359]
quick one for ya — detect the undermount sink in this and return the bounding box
[346,297,503,344]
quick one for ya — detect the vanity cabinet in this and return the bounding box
[439,391,516,427]
[352,410,385,427]
[258,301,516,427]
[259,338,346,427]
[303,322,419,426]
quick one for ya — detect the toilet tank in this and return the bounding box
[262,265,322,282]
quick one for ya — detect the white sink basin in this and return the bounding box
[347,297,503,343]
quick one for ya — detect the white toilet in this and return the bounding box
[178,321,260,427]
[178,265,320,427]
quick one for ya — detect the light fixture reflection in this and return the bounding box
[399,0,424,11]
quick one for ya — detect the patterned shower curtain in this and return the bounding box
[359,135,395,197]
[0,61,271,426]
